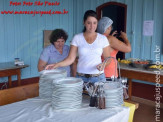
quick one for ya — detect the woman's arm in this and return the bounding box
[102,45,112,67]
[38,59,47,72]
[97,46,111,71]
[45,45,77,70]
[71,57,78,77]
[103,45,111,59]
[108,31,131,53]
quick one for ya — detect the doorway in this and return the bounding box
[96,2,127,59]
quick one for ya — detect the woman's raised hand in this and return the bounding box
[111,30,118,36]
[119,31,127,39]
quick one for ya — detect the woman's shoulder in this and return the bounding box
[107,36,119,43]
[42,44,56,53]
[97,33,108,42]
[64,44,70,50]
[71,33,83,44]
[43,44,53,51]
[73,33,83,38]
[107,35,116,39]
[97,33,107,39]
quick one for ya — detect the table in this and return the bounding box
[119,64,163,99]
[0,96,130,122]
[0,62,28,87]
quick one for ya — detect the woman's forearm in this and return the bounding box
[45,45,78,70]
[58,56,76,67]
[58,45,77,67]
[38,60,47,72]
[122,37,131,52]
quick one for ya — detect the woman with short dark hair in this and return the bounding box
[49,29,68,44]
[38,29,71,76]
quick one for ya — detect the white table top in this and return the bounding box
[0,97,130,122]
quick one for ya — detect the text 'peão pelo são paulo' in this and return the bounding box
[9,1,60,6]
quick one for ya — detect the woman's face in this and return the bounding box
[84,16,98,33]
[54,38,65,50]
[104,26,112,35]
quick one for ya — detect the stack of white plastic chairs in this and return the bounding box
[52,77,83,110]
[39,69,67,99]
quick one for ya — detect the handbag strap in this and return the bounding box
[102,56,121,79]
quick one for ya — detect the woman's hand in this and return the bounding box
[111,30,118,36]
[96,63,105,71]
[119,31,128,40]
[45,63,58,70]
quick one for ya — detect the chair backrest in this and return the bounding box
[0,83,39,106]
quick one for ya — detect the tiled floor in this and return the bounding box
[133,102,163,122]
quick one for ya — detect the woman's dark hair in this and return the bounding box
[83,10,98,32]
[49,29,68,44]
